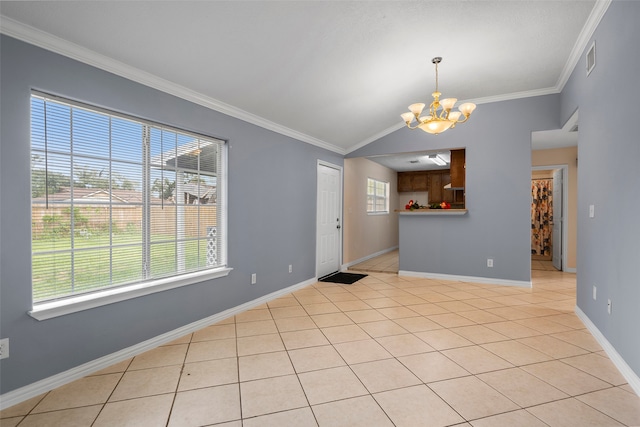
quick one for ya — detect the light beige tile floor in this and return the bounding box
[350,250,399,273]
[531,259,560,271]
[2,267,640,426]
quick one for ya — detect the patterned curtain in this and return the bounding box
[531,179,553,256]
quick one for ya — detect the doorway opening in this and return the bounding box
[531,165,568,272]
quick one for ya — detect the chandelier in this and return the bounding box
[401,57,476,134]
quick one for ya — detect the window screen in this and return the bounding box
[31,92,226,302]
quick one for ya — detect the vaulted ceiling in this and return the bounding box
[1,1,602,154]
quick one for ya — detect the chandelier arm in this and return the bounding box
[456,115,471,124]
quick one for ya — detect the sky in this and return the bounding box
[31,95,217,195]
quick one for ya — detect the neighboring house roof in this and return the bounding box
[182,183,216,201]
[34,186,217,204]
[33,188,164,204]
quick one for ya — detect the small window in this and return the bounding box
[30,92,227,306]
[367,178,389,214]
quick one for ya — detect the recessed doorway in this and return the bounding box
[531,165,568,271]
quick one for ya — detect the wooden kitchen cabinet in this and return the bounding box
[413,172,428,191]
[428,172,442,203]
[429,171,453,204]
[397,171,428,192]
[397,173,413,192]
[450,149,465,188]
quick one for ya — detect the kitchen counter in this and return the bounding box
[396,209,467,216]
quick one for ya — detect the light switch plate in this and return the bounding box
[0,338,9,360]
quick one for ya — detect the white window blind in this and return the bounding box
[367,178,389,214]
[30,92,227,303]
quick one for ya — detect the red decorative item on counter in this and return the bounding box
[440,201,451,209]
[405,200,422,210]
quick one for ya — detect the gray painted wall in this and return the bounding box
[561,2,640,376]
[349,95,561,283]
[0,35,343,394]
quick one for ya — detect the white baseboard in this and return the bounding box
[341,246,398,270]
[399,270,532,288]
[575,306,640,397]
[0,277,317,410]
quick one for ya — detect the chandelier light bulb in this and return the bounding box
[448,111,462,122]
[440,98,457,111]
[420,120,454,135]
[459,102,477,116]
[408,103,426,116]
[401,112,415,123]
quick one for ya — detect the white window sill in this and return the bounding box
[29,267,233,321]
[367,211,389,216]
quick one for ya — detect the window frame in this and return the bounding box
[29,92,231,320]
[366,177,389,215]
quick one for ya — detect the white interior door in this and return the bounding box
[316,162,342,278]
[552,168,563,270]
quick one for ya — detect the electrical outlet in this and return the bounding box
[589,204,595,218]
[487,258,494,268]
[593,285,597,300]
[251,273,256,285]
[0,338,9,360]
[288,264,292,273]
[607,299,612,314]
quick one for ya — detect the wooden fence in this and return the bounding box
[31,204,217,239]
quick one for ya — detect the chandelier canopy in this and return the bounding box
[401,57,476,135]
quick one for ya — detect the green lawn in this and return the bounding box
[32,232,209,301]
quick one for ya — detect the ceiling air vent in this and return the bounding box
[586,41,596,76]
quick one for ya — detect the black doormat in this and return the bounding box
[319,272,367,285]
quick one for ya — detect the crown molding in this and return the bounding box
[345,86,559,154]
[345,122,406,155]
[555,0,612,92]
[463,86,560,107]
[0,16,346,155]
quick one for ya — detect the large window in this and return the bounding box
[367,178,389,214]
[30,93,227,306]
